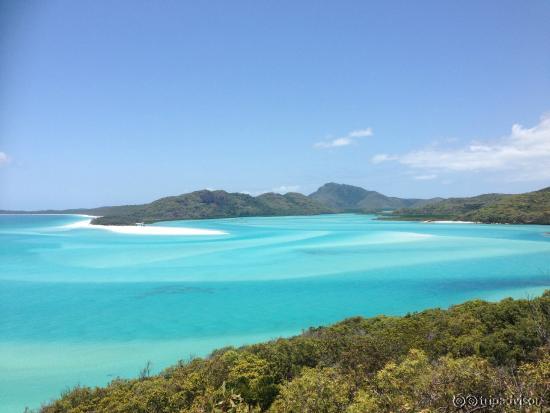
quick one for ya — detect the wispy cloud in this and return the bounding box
[371,114,550,181]
[242,185,301,196]
[371,153,397,164]
[0,152,10,166]
[349,129,374,138]
[271,185,300,193]
[315,128,373,149]
[413,174,437,180]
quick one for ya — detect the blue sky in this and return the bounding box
[1,0,549,209]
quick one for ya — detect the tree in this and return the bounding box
[269,367,352,413]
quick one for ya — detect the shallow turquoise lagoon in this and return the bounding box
[1,214,549,412]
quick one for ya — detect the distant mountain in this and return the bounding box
[0,205,137,217]
[90,190,333,225]
[308,183,372,210]
[308,182,441,212]
[390,187,550,224]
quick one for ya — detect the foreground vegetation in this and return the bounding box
[41,292,550,412]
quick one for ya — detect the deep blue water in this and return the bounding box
[1,214,549,412]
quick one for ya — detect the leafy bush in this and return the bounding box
[41,291,550,412]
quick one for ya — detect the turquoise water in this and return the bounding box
[1,214,550,412]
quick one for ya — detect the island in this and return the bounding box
[2,183,549,226]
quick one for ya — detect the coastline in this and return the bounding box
[422,220,476,224]
[65,217,228,236]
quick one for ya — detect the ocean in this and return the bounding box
[1,214,549,412]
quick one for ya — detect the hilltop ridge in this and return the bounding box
[308,182,442,212]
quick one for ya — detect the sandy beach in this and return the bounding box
[65,218,227,236]
[423,220,476,224]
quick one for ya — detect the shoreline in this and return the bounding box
[0,213,97,217]
[65,218,228,236]
[422,220,476,224]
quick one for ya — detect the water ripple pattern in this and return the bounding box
[1,214,549,412]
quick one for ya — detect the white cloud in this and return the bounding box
[271,185,301,194]
[315,137,352,148]
[349,128,373,138]
[0,152,9,166]
[371,153,397,164]
[243,185,302,196]
[315,128,373,149]
[413,174,437,180]
[371,114,550,181]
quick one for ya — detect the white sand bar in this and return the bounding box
[65,218,227,236]
[423,220,475,224]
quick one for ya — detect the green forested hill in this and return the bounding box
[308,182,440,212]
[91,190,333,225]
[387,193,510,220]
[464,187,550,224]
[390,187,550,224]
[91,183,442,225]
[41,292,550,413]
[308,183,376,209]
